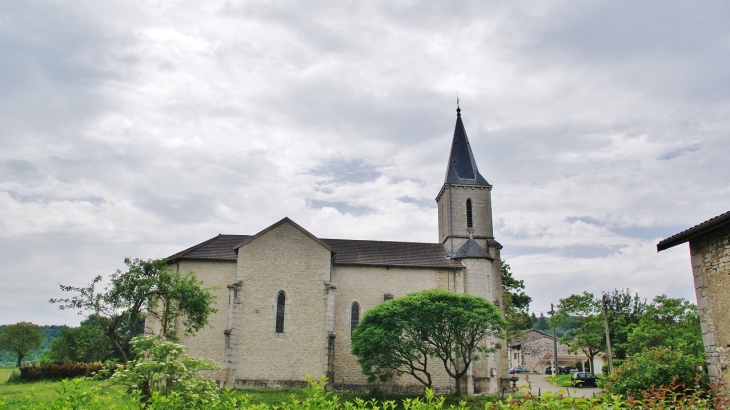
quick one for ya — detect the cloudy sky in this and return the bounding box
[2,0,729,326]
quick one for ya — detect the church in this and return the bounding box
[151,106,509,394]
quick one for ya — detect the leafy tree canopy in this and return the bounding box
[50,257,217,362]
[627,295,702,357]
[351,289,506,395]
[40,315,114,364]
[0,322,45,367]
[551,292,605,373]
[501,261,532,340]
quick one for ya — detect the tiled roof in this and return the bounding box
[323,238,463,268]
[166,234,249,261]
[167,234,463,269]
[657,210,730,251]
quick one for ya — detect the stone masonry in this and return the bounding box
[690,224,730,392]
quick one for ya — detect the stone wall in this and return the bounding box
[232,221,332,386]
[437,185,494,252]
[331,264,460,393]
[690,224,730,394]
[149,260,236,381]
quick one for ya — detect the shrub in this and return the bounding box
[601,348,707,396]
[15,362,117,382]
[108,335,220,406]
[601,358,624,375]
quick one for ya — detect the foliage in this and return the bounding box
[0,325,66,365]
[40,316,114,364]
[601,348,708,397]
[352,289,506,395]
[627,295,702,358]
[1,371,728,409]
[601,289,646,360]
[15,362,117,382]
[107,335,220,404]
[530,313,550,333]
[0,323,45,367]
[50,257,217,362]
[501,261,532,340]
[551,292,605,373]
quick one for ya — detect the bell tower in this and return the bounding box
[436,104,496,254]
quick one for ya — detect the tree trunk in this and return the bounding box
[454,374,462,395]
[16,353,23,368]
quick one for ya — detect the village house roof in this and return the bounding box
[657,210,730,251]
[167,234,464,269]
[443,105,491,187]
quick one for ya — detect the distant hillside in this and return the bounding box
[0,324,66,366]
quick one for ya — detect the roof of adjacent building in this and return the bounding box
[657,210,730,252]
[452,238,493,260]
[167,234,464,269]
[444,106,490,187]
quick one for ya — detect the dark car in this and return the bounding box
[509,366,529,374]
[545,366,572,375]
[571,372,598,387]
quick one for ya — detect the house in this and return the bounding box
[657,210,730,394]
[147,106,510,394]
[508,329,598,374]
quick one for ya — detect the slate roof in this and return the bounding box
[167,234,463,269]
[657,210,730,251]
[452,238,493,260]
[444,106,490,187]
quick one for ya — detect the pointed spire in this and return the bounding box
[443,104,490,186]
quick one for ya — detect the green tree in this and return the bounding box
[551,292,605,374]
[41,315,113,364]
[532,313,550,332]
[50,257,217,362]
[628,295,702,357]
[501,261,532,340]
[601,288,646,360]
[352,289,506,395]
[0,322,45,367]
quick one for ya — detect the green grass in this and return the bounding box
[0,373,501,410]
[0,366,122,408]
[546,374,575,387]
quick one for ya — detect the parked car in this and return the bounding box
[571,372,598,387]
[545,366,572,375]
[509,366,529,374]
[545,366,554,375]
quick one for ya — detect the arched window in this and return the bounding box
[351,302,360,335]
[466,199,473,228]
[275,292,286,333]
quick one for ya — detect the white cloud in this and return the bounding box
[1,0,728,325]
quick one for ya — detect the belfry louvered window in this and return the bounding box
[466,199,473,228]
[275,292,286,333]
[351,302,360,335]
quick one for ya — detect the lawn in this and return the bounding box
[0,367,122,408]
[547,374,575,387]
[0,369,502,409]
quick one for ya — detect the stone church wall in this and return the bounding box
[331,264,462,393]
[162,260,236,380]
[690,224,730,395]
[232,221,333,387]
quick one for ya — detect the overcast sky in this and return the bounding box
[2,1,729,326]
